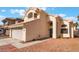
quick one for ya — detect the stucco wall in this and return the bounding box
[23,15,50,42]
[49,16,62,38]
[26,19,49,41]
[24,9,49,41]
[5,29,9,36]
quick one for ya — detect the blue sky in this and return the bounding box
[45,7,79,22]
[0,7,79,25]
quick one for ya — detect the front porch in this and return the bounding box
[48,21,75,38]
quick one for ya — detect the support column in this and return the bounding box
[9,29,12,38]
[22,27,27,42]
[52,19,57,39]
[71,27,74,38]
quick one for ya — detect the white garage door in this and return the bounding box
[12,29,23,40]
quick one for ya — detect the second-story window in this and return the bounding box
[28,12,33,18]
[34,13,37,18]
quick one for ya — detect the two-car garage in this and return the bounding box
[8,23,25,41]
[11,27,23,41]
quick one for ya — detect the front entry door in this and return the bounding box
[49,28,52,37]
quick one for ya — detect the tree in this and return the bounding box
[77,16,79,21]
[76,16,79,29]
[2,19,7,25]
[75,22,78,28]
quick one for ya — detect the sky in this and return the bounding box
[0,7,79,25]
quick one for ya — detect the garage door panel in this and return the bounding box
[12,29,22,40]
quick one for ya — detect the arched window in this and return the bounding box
[34,13,37,18]
[28,12,33,18]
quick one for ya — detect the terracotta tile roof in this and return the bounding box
[64,19,73,23]
[2,18,40,28]
[6,22,26,28]
[3,18,23,22]
[3,18,16,21]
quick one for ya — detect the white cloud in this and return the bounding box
[57,14,66,17]
[39,7,55,11]
[1,10,6,12]
[10,9,25,16]
[56,13,77,22]
[19,10,25,16]
[39,7,47,11]
[0,15,6,25]
[0,15,6,20]
[64,16,77,22]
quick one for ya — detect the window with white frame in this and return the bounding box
[61,29,68,34]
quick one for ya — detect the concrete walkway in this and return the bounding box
[0,38,49,49]
[0,38,11,46]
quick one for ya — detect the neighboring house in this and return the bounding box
[2,18,23,36]
[2,18,16,36]
[2,7,77,42]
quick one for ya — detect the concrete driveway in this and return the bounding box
[0,38,79,52]
[0,38,48,49]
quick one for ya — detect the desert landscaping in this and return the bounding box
[0,38,79,52]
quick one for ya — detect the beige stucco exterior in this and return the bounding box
[1,7,77,42]
[62,20,71,37]
[22,8,49,41]
[49,15,63,38]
